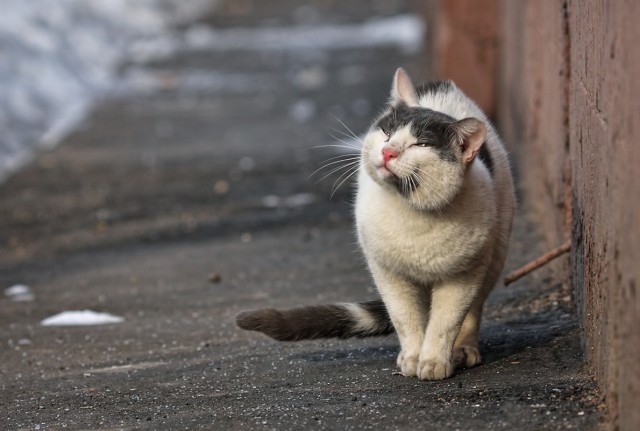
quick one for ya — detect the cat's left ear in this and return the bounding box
[450,118,487,164]
[391,68,419,106]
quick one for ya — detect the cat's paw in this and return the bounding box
[453,345,482,369]
[396,351,419,376]
[417,358,454,380]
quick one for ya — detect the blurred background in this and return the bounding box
[0,0,421,182]
[2,0,638,429]
[0,0,210,181]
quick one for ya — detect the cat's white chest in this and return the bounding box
[355,169,494,282]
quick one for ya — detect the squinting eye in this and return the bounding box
[415,142,432,147]
[379,126,390,137]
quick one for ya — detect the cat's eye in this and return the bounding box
[380,127,390,137]
[415,142,433,147]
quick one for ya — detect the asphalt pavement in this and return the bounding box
[0,1,603,429]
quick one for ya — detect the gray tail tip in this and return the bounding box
[235,308,282,333]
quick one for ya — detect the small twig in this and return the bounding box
[504,240,571,286]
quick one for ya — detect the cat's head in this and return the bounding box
[361,68,487,211]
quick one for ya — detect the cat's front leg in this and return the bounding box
[368,262,429,377]
[453,298,485,369]
[396,348,420,375]
[418,277,480,380]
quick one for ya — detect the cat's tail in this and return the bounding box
[235,299,394,341]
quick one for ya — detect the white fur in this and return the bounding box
[343,303,380,334]
[355,70,515,380]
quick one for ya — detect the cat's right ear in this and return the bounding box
[391,68,419,106]
[449,118,487,164]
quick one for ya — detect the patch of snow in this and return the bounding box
[5,284,30,296]
[4,284,34,302]
[41,310,124,326]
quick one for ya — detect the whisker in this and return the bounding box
[411,172,428,209]
[311,143,361,152]
[326,130,362,149]
[412,168,445,216]
[315,160,360,184]
[408,173,417,193]
[308,156,361,179]
[412,167,441,188]
[320,153,361,163]
[331,164,360,198]
[412,166,438,181]
[331,114,360,140]
[330,165,357,195]
[327,127,362,143]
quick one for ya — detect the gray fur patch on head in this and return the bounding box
[375,103,458,163]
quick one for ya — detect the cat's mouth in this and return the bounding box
[376,161,399,179]
[377,164,395,177]
[377,165,403,188]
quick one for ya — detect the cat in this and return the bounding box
[236,68,515,380]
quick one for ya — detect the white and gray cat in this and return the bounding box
[237,68,515,380]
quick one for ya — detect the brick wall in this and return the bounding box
[567,2,640,427]
[424,0,640,428]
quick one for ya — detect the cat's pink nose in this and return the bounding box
[382,147,398,164]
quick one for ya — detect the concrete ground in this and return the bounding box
[1,1,603,429]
